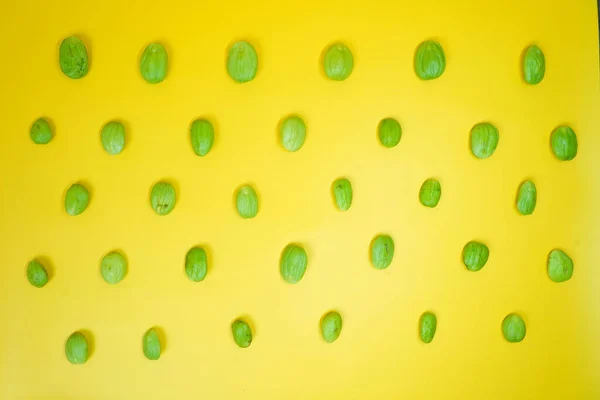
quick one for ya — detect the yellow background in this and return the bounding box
[1,0,599,398]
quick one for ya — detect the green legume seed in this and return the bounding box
[150,182,176,216]
[370,235,395,270]
[419,312,437,343]
[378,118,402,148]
[323,43,354,81]
[100,251,127,284]
[190,119,214,157]
[140,43,168,84]
[30,118,53,144]
[462,241,489,271]
[502,313,526,343]
[522,45,545,85]
[332,178,353,211]
[280,244,308,284]
[65,331,88,364]
[185,247,208,282]
[516,180,537,215]
[470,123,499,159]
[227,41,258,83]
[547,249,574,283]
[321,311,343,343]
[550,126,578,161]
[236,185,258,219]
[414,40,446,80]
[100,121,125,155]
[27,260,48,288]
[143,328,162,360]
[59,36,89,79]
[64,183,90,216]
[419,178,441,208]
[231,319,252,348]
[280,116,306,152]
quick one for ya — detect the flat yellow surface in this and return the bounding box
[0,0,599,398]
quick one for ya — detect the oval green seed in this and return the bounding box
[523,45,545,85]
[27,260,48,288]
[547,249,573,283]
[419,178,441,208]
[462,241,489,272]
[370,234,395,270]
[231,319,252,348]
[378,118,402,148]
[516,180,536,215]
[30,118,53,144]
[332,178,353,211]
[502,313,526,343]
[59,36,89,79]
[140,43,168,84]
[419,312,437,343]
[100,251,127,285]
[470,122,499,159]
[551,125,578,161]
[323,43,354,81]
[227,41,258,83]
[65,183,90,216]
[280,116,306,152]
[321,311,343,343]
[150,182,176,216]
[100,121,125,155]
[185,246,208,282]
[236,185,258,219]
[143,328,161,360]
[190,119,214,157]
[65,331,88,364]
[280,244,308,284]
[414,40,446,80]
